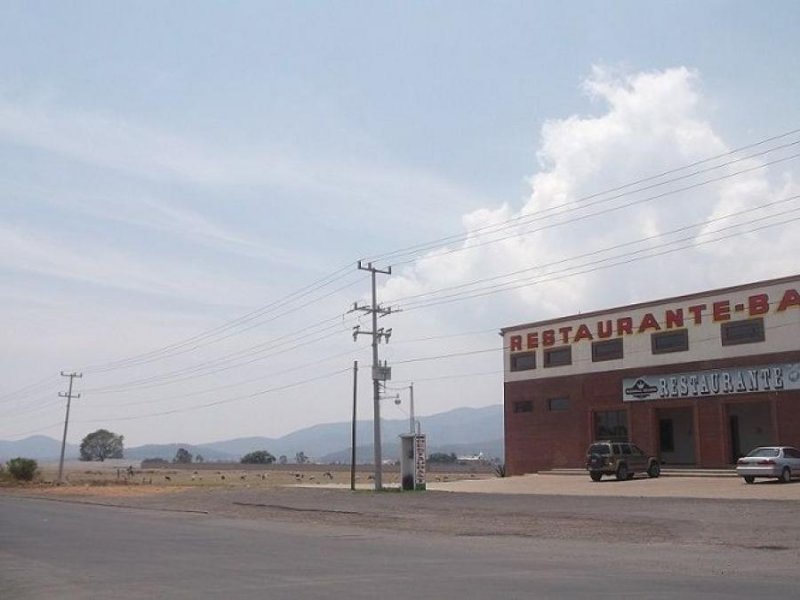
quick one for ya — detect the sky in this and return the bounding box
[2,1,800,449]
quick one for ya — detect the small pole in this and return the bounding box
[409,382,415,434]
[57,371,82,484]
[350,360,358,491]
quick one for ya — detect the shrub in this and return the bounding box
[7,457,38,482]
[241,450,276,465]
[493,463,507,478]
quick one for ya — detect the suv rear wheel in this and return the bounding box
[647,461,661,478]
[615,463,629,481]
[589,471,603,482]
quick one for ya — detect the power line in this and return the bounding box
[396,203,800,311]
[82,319,359,395]
[403,215,800,311]
[83,269,365,374]
[79,366,352,424]
[92,346,370,411]
[385,151,800,270]
[387,193,800,306]
[365,130,800,266]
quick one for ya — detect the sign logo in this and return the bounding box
[624,378,659,399]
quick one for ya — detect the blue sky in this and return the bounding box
[2,2,800,448]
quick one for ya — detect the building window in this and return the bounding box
[659,419,675,453]
[594,410,628,442]
[651,329,689,354]
[513,400,533,413]
[548,397,569,411]
[721,318,765,346]
[543,346,572,368]
[592,338,623,362]
[510,352,536,371]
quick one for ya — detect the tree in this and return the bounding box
[428,452,458,464]
[195,454,205,463]
[80,429,124,462]
[295,451,309,464]
[278,455,288,465]
[173,448,193,464]
[6,457,38,481]
[240,450,276,465]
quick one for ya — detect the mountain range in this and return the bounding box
[0,405,504,464]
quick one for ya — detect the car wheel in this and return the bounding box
[589,471,602,482]
[780,467,791,483]
[743,476,755,484]
[616,463,629,481]
[647,462,661,478]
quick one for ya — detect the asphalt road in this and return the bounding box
[1,495,797,599]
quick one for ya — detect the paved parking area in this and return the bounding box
[429,473,800,499]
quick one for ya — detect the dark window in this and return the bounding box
[547,397,569,411]
[651,329,689,354]
[659,419,675,452]
[595,410,629,442]
[510,352,536,371]
[621,444,631,455]
[543,346,572,368]
[783,448,800,459]
[513,400,533,413]
[592,338,623,362]
[589,444,610,455]
[746,447,778,458]
[721,318,765,346]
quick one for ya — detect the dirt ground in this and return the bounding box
[4,462,800,551]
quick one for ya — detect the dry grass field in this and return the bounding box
[5,459,494,499]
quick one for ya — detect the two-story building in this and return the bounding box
[501,274,800,474]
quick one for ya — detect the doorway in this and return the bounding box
[656,407,696,465]
[727,402,773,463]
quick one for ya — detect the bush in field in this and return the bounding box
[173,448,193,464]
[240,450,276,465]
[7,457,38,481]
[141,458,170,468]
[428,452,458,464]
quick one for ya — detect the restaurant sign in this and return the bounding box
[623,363,800,402]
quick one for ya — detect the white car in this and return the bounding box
[736,446,800,484]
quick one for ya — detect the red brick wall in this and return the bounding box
[505,350,800,474]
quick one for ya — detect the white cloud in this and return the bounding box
[382,66,800,326]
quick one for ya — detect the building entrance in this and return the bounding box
[726,402,774,463]
[656,407,696,465]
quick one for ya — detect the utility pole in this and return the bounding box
[57,371,82,484]
[350,360,358,491]
[351,261,393,490]
[409,382,415,435]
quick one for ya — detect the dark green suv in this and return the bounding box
[586,441,661,481]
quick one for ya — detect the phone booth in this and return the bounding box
[399,433,427,491]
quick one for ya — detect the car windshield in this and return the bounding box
[589,444,610,455]
[746,448,779,458]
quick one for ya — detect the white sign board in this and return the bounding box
[414,434,426,488]
[623,363,800,402]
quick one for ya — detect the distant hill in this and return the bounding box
[0,405,504,463]
[124,443,236,462]
[201,405,504,462]
[0,435,78,461]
